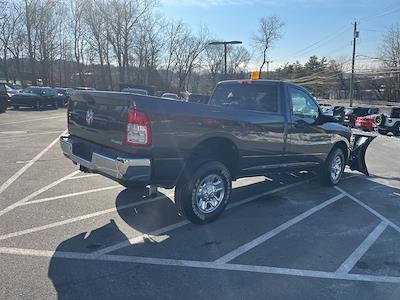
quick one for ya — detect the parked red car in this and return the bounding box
[355,115,377,131]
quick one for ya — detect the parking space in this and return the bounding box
[1,109,400,299]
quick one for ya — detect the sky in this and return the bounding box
[158,0,400,70]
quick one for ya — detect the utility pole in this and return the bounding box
[349,21,359,107]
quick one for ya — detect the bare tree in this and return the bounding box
[0,2,18,82]
[204,44,224,87]
[83,0,108,88]
[227,45,250,76]
[162,20,184,89]
[70,0,86,86]
[101,0,156,84]
[174,25,209,90]
[380,24,400,102]
[253,16,284,75]
[35,0,59,86]
[21,0,41,84]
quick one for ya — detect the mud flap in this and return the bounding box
[347,133,376,176]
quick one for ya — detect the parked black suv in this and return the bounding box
[10,87,59,110]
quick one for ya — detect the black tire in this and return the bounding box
[120,182,148,190]
[13,105,19,110]
[393,124,400,136]
[175,160,232,224]
[0,101,6,113]
[320,148,345,186]
[375,114,385,126]
[52,100,58,109]
[35,100,40,111]
[378,128,387,135]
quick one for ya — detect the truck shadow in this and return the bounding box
[47,172,400,299]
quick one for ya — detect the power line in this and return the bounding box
[273,25,350,63]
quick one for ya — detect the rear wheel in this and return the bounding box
[13,105,19,110]
[378,128,387,135]
[320,148,345,186]
[393,124,400,136]
[35,100,40,111]
[175,160,232,224]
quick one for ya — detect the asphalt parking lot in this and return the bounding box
[0,108,400,299]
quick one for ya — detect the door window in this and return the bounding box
[289,87,319,119]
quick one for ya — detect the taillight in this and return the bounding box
[126,108,151,147]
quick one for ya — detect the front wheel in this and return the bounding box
[393,124,400,136]
[320,148,345,186]
[175,161,232,224]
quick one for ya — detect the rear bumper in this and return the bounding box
[60,136,151,183]
[354,123,374,131]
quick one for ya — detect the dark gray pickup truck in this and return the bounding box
[60,80,375,223]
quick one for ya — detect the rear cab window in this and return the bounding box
[209,81,280,114]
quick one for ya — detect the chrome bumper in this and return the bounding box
[60,136,151,182]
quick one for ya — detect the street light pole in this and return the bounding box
[209,40,242,80]
[266,61,272,79]
[224,43,227,79]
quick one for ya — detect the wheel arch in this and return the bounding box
[183,136,240,178]
[330,140,349,162]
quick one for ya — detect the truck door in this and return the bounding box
[209,81,286,175]
[286,85,331,168]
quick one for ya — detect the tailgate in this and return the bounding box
[68,91,132,151]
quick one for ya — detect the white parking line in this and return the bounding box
[20,185,122,206]
[91,180,311,256]
[0,178,311,249]
[0,170,80,217]
[0,192,175,241]
[0,130,67,198]
[1,246,399,283]
[66,174,100,180]
[0,130,63,139]
[92,220,189,257]
[214,193,345,265]
[0,115,64,126]
[336,221,388,274]
[335,186,400,234]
